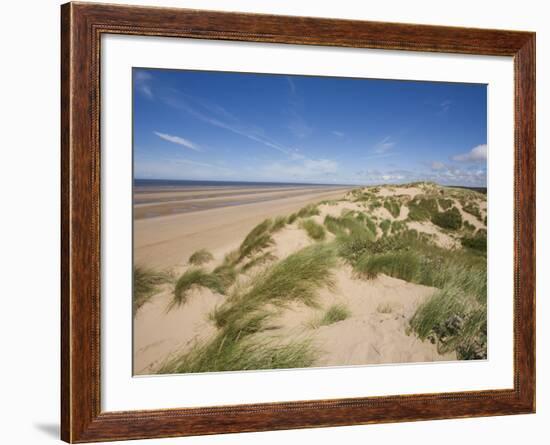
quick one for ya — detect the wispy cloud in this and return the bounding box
[286,76,296,95]
[452,144,487,162]
[285,76,313,139]
[332,131,345,137]
[364,152,399,161]
[440,100,452,113]
[159,89,340,181]
[288,113,313,139]
[372,136,396,154]
[261,158,338,180]
[171,158,225,169]
[162,94,293,156]
[154,131,202,151]
[430,161,446,170]
[134,71,154,99]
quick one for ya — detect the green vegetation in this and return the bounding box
[300,218,326,241]
[462,201,482,219]
[383,198,401,218]
[323,212,376,238]
[461,232,487,252]
[368,199,382,210]
[211,263,238,288]
[272,215,287,231]
[213,244,337,329]
[410,266,486,359]
[408,197,438,221]
[158,317,316,373]
[297,204,320,218]
[188,249,214,266]
[133,266,170,315]
[157,183,488,372]
[241,252,277,272]
[310,303,351,328]
[377,303,394,314]
[379,219,391,235]
[160,244,337,373]
[336,222,487,360]
[438,198,453,210]
[170,268,225,310]
[336,223,376,264]
[431,207,462,230]
[354,251,421,281]
[463,220,476,232]
[350,189,377,202]
[238,219,274,260]
[287,212,298,224]
[391,220,407,234]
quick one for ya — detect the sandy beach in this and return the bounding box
[134,184,351,268]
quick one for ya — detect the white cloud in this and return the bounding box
[163,95,294,156]
[372,136,396,154]
[440,100,452,113]
[287,112,313,139]
[364,152,399,161]
[431,161,446,170]
[286,76,296,95]
[452,144,487,162]
[154,131,202,151]
[172,159,217,168]
[134,71,154,99]
[355,166,486,187]
[332,131,345,137]
[261,158,338,180]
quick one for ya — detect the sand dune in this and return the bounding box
[133,182,487,374]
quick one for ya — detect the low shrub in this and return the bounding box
[431,207,462,230]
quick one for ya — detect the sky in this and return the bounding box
[133,68,487,186]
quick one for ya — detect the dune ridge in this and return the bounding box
[133,182,487,375]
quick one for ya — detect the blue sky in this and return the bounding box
[133,68,487,186]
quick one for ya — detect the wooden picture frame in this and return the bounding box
[61,2,535,442]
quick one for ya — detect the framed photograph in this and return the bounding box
[61,2,535,442]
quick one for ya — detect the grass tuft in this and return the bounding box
[383,198,401,218]
[188,249,214,266]
[158,330,316,374]
[272,215,287,231]
[377,303,394,314]
[238,219,274,260]
[379,219,391,236]
[300,218,326,240]
[241,252,277,272]
[133,266,171,315]
[310,303,351,328]
[213,244,337,329]
[297,204,320,218]
[408,197,438,221]
[354,251,421,281]
[170,268,225,310]
[410,267,487,359]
